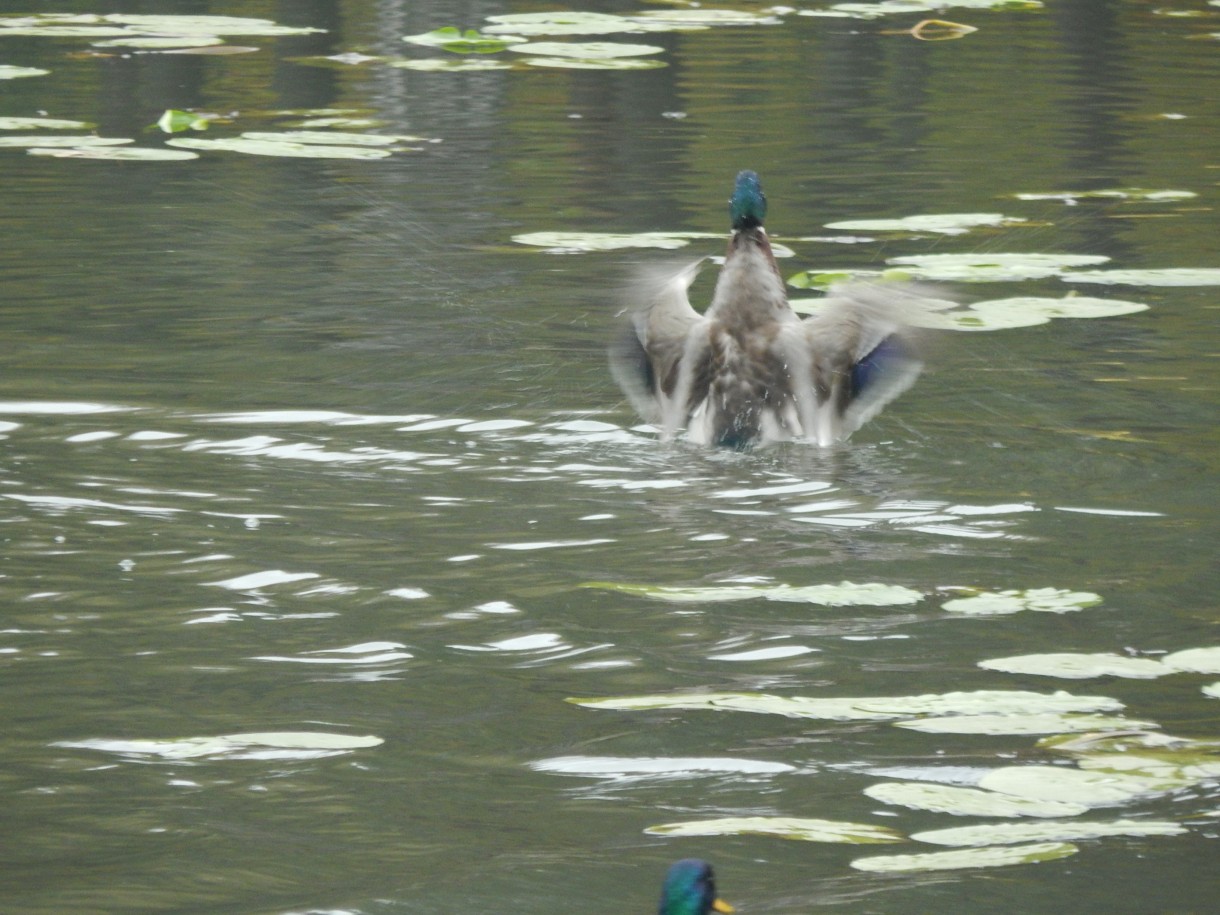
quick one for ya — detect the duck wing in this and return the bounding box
[610,259,711,430]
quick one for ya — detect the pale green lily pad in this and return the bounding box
[583,580,923,606]
[1062,268,1220,287]
[28,146,200,161]
[482,12,682,36]
[942,588,1103,615]
[824,213,1025,236]
[887,252,1110,282]
[978,653,1167,680]
[914,295,1148,332]
[520,56,667,70]
[92,35,224,48]
[513,230,719,251]
[55,731,382,760]
[0,135,132,148]
[156,109,213,133]
[166,136,393,159]
[978,765,1193,804]
[569,688,1120,721]
[896,713,1154,736]
[0,13,323,38]
[1161,646,1220,674]
[1015,188,1198,202]
[1039,730,1220,756]
[646,816,904,844]
[402,27,526,52]
[509,41,663,58]
[632,9,781,25]
[0,64,49,78]
[818,1,1043,20]
[864,782,1088,818]
[1075,752,1220,781]
[851,842,1076,873]
[388,57,514,72]
[1205,682,1220,699]
[0,116,94,130]
[788,269,887,290]
[0,24,132,37]
[239,130,424,147]
[911,818,1185,847]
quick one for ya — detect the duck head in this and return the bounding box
[659,859,734,915]
[730,170,767,231]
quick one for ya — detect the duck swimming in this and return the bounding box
[611,171,933,448]
[659,859,734,915]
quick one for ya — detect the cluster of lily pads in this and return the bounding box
[559,579,1219,872]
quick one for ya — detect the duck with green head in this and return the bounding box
[659,859,734,915]
[611,171,935,448]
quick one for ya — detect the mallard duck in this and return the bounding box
[659,859,734,915]
[611,171,932,448]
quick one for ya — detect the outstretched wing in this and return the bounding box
[610,260,711,430]
[796,282,932,444]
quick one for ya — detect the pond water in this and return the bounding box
[2,1,1218,913]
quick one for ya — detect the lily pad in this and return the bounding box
[887,252,1110,282]
[28,146,200,161]
[0,13,324,38]
[1015,188,1198,202]
[1074,752,1220,781]
[978,652,1168,680]
[1205,682,1220,699]
[155,109,213,133]
[0,64,49,78]
[482,12,680,37]
[388,58,514,72]
[508,41,664,58]
[895,713,1154,736]
[646,816,904,844]
[788,269,886,290]
[978,765,1193,805]
[911,818,1185,847]
[1062,268,1220,287]
[0,116,94,130]
[239,130,424,147]
[851,842,1076,873]
[942,588,1103,615]
[519,56,666,70]
[1161,646,1220,674]
[55,731,382,761]
[864,782,1088,818]
[166,136,393,159]
[582,580,923,606]
[824,213,1025,236]
[513,230,719,252]
[631,9,781,25]
[0,135,132,148]
[919,295,1148,331]
[402,26,525,53]
[92,35,224,48]
[529,755,794,777]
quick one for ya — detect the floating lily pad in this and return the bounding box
[816,1,1043,20]
[582,580,923,606]
[788,269,887,289]
[508,41,663,58]
[513,230,719,251]
[482,12,679,36]
[979,652,1168,680]
[55,731,382,761]
[156,109,213,133]
[0,64,49,78]
[632,9,781,25]
[1161,646,1220,674]
[0,116,94,130]
[887,252,1110,282]
[0,135,132,148]
[896,713,1154,736]
[1062,268,1220,287]
[1074,752,1220,781]
[388,57,514,72]
[520,56,666,70]
[911,818,1185,847]
[646,816,904,844]
[851,842,1076,873]
[402,26,525,52]
[239,130,424,147]
[942,588,1103,615]
[1015,188,1198,202]
[1039,730,1219,755]
[92,35,224,48]
[978,765,1192,805]
[824,213,1025,236]
[917,295,1148,332]
[864,782,1088,818]
[166,136,394,159]
[529,755,794,777]
[0,13,324,38]
[28,146,200,161]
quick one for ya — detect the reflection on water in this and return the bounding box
[2,1,1219,913]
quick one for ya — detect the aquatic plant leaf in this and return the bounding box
[519,56,666,70]
[819,1,1043,20]
[508,41,664,58]
[0,135,132,148]
[92,35,224,48]
[896,713,1154,735]
[156,109,212,133]
[568,692,899,720]
[978,765,1193,804]
[858,690,1123,716]
[914,296,1149,332]
[0,64,49,78]
[402,26,525,52]
[906,18,979,40]
[0,13,324,37]
[55,731,382,760]
[646,816,904,844]
[1038,730,1220,756]
[851,842,1076,873]
[1074,752,1220,781]
[238,130,425,147]
[28,146,200,161]
[942,588,1102,615]
[887,252,1110,281]
[1205,682,1220,699]
[513,230,719,251]
[978,652,1168,680]
[864,782,1088,817]
[824,213,1025,235]
[388,57,514,71]
[582,580,923,606]
[0,116,93,129]
[1062,268,1220,286]
[482,12,681,36]
[166,137,393,159]
[788,269,886,289]
[631,9,781,25]
[1161,646,1220,674]
[530,755,794,777]
[1014,188,1198,202]
[911,818,1185,847]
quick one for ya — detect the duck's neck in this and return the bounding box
[706,227,791,327]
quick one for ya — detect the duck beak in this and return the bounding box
[713,900,735,913]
